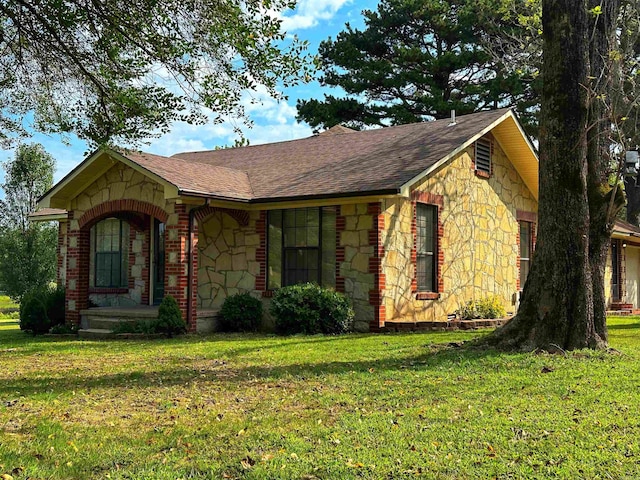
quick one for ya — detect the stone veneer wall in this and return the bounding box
[381,136,538,323]
[336,203,377,332]
[197,210,262,309]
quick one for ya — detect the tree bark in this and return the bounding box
[587,0,623,342]
[487,0,606,351]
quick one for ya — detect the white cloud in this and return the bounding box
[145,85,312,157]
[279,0,351,32]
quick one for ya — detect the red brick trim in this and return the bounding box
[411,191,444,206]
[516,210,537,223]
[194,206,249,226]
[412,195,444,297]
[255,211,267,292]
[335,205,346,293]
[78,200,168,229]
[416,292,440,300]
[57,222,66,284]
[367,202,385,331]
[65,228,90,326]
[474,170,491,179]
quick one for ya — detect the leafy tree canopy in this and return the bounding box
[0,0,309,146]
[0,143,57,299]
[0,143,54,232]
[296,0,540,133]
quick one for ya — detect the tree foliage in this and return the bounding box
[0,0,309,146]
[0,144,54,232]
[0,144,57,300]
[296,0,538,133]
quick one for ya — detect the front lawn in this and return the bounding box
[1,316,639,479]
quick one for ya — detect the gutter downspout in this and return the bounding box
[187,199,210,328]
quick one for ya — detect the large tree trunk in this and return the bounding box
[587,0,623,341]
[487,0,605,351]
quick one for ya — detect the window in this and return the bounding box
[611,240,621,300]
[416,203,437,292]
[519,221,532,288]
[267,207,336,289]
[475,138,492,175]
[92,218,129,288]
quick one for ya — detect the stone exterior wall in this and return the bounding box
[197,210,262,310]
[380,136,538,324]
[337,203,377,332]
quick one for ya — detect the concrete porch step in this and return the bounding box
[85,317,141,330]
[78,328,116,339]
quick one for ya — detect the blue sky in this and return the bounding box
[0,0,378,185]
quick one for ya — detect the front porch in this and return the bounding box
[77,306,219,338]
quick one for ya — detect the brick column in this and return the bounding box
[57,221,67,285]
[368,202,385,331]
[165,204,197,331]
[65,213,89,326]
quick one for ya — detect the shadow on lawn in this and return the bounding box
[0,339,501,398]
[607,322,640,330]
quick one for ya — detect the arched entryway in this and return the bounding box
[66,200,169,326]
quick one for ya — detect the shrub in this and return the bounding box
[458,295,506,320]
[219,293,262,332]
[19,285,66,335]
[49,323,78,335]
[156,295,186,337]
[270,283,354,335]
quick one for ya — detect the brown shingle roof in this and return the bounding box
[613,219,640,237]
[168,108,511,201]
[120,150,253,200]
[101,109,512,203]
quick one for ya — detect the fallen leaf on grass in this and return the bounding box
[240,457,255,469]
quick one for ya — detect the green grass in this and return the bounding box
[0,295,18,311]
[1,317,640,479]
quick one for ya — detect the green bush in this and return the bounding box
[219,293,262,332]
[19,285,66,335]
[49,323,78,335]
[457,295,506,320]
[270,283,354,335]
[156,295,186,337]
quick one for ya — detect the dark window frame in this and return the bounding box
[267,207,336,289]
[94,218,128,288]
[519,221,533,289]
[416,203,438,292]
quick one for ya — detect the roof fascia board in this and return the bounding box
[38,148,103,208]
[39,149,181,209]
[398,109,515,197]
[28,213,68,222]
[177,193,399,211]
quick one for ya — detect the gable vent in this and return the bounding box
[475,138,492,175]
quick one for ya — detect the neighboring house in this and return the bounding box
[607,219,640,314]
[32,108,539,333]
